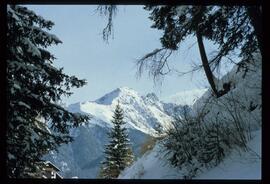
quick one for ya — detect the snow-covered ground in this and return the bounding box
[119,129,261,179]
[119,142,182,179]
[195,130,261,179]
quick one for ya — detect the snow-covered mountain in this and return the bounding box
[45,87,186,178]
[69,87,175,136]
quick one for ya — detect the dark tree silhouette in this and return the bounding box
[99,103,134,178]
[7,5,90,177]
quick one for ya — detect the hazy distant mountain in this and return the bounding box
[162,88,208,106]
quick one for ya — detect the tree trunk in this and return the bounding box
[247,6,263,55]
[196,30,220,97]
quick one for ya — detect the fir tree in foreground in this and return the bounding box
[7,5,89,178]
[99,103,134,178]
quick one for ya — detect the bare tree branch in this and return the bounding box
[136,48,174,84]
[96,5,118,43]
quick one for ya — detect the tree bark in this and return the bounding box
[247,6,263,55]
[196,30,220,97]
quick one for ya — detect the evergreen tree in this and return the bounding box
[7,5,89,178]
[99,103,134,178]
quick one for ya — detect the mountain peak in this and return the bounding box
[95,86,140,105]
[117,86,135,92]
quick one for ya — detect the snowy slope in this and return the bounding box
[119,142,182,179]
[45,87,186,178]
[119,130,261,179]
[195,130,261,179]
[119,54,262,179]
[192,53,262,131]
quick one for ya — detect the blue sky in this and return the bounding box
[26,5,220,105]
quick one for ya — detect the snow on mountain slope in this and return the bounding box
[162,88,208,106]
[119,129,261,179]
[192,53,262,131]
[69,87,174,136]
[45,87,185,178]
